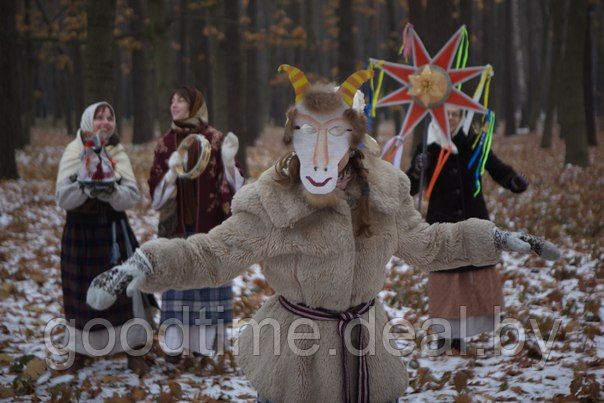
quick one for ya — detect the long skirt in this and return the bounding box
[160,231,233,355]
[60,209,155,355]
[427,265,504,337]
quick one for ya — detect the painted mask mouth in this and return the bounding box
[306,176,332,187]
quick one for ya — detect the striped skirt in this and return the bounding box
[60,209,139,330]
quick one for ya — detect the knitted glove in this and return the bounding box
[414,152,428,172]
[165,151,182,184]
[82,184,114,199]
[221,132,239,169]
[86,249,153,310]
[509,175,528,193]
[493,228,560,261]
[95,184,116,202]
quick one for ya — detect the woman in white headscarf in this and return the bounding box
[55,102,154,375]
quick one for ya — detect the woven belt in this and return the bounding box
[279,295,374,403]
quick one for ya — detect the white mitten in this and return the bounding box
[86,249,153,310]
[221,132,239,168]
[165,151,182,184]
[493,228,560,261]
[168,151,182,169]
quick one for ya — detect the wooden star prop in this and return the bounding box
[371,26,488,139]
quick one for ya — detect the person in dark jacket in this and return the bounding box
[407,107,528,352]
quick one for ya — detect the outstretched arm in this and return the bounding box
[395,172,500,271]
[394,172,557,271]
[87,185,274,309]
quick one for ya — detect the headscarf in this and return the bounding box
[170,86,209,134]
[56,102,137,185]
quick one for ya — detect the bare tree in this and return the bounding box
[84,0,117,105]
[0,0,21,179]
[245,0,262,142]
[559,0,589,166]
[130,0,157,144]
[224,0,246,173]
[149,0,176,133]
[503,0,517,135]
[584,3,597,146]
[542,0,566,148]
[337,0,355,79]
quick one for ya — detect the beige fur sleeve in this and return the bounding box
[394,172,501,271]
[137,184,273,293]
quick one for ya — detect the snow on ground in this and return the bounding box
[0,131,602,401]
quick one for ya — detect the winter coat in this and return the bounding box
[137,154,500,402]
[407,129,518,225]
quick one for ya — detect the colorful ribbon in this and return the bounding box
[467,110,495,197]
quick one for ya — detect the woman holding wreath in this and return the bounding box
[148,86,243,364]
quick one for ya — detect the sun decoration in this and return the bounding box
[408,65,450,108]
[371,26,489,139]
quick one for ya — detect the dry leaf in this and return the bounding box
[0,385,14,398]
[168,381,182,399]
[454,394,471,403]
[129,386,147,401]
[99,375,123,384]
[453,371,469,393]
[23,358,46,381]
[104,393,133,403]
[0,354,12,366]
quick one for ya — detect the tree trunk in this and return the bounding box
[559,0,589,166]
[542,0,566,148]
[224,0,246,174]
[503,0,517,135]
[245,0,262,142]
[84,0,117,106]
[524,0,541,131]
[130,0,157,144]
[18,0,33,148]
[178,0,189,85]
[583,3,597,146]
[71,41,85,128]
[424,0,458,53]
[389,0,410,135]
[337,0,355,79]
[303,0,316,72]
[531,0,550,132]
[149,0,176,134]
[0,0,20,179]
[189,4,212,119]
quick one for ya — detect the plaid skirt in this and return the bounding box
[160,231,233,326]
[60,209,139,330]
[160,285,233,325]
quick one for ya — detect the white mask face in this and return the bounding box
[292,103,352,194]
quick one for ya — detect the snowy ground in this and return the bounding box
[0,129,602,401]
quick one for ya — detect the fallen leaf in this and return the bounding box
[23,358,46,381]
[453,371,469,393]
[0,354,12,366]
[0,385,14,398]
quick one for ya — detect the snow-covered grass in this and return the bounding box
[0,127,602,401]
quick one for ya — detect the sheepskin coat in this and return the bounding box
[138,154,500,402]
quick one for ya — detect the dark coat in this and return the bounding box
[407,129,518,224]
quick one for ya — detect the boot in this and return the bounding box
[127,354,150,376]
[164,352,182,365]
[68,353,87,373]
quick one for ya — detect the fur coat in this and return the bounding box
[137,154,500,402]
